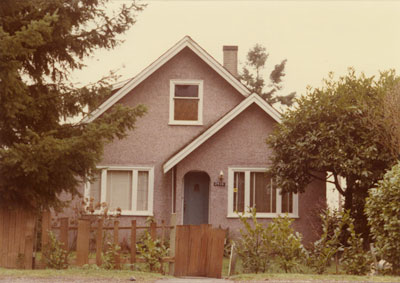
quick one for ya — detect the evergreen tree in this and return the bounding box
[0,0,146,210]
[240,44,295,106]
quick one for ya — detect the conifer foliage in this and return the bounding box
[0,0,146,210]
[240,44,295,106]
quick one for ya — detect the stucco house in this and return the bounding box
[71,36,325,243]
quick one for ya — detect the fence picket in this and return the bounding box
[59,218,69,252]
[113,220,120,269]
[76,219,90,266]
[24,213,35,269]
[150,222,156,240]
[96,218,103,266]
[130,220,136,265]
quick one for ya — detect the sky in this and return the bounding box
[72,0,400,100]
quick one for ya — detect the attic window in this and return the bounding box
[169,80,203,125]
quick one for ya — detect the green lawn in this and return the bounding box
[230,272,400,282]
[222,258,400,282]
[1,256,399,282]
[0,266,170,281]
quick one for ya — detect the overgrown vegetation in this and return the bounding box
[42,231,69,269]
[235,209,304,273]
[137,231,168,272]
[235,209,271,273]
[101,242,121,270]
[268,216,305,273]
[340,214,371,275]
[308,209,343,274]
[365,161,400,275]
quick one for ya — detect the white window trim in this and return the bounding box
[169,79,203,125]
[84,166,154,216]
[227,167,298,218]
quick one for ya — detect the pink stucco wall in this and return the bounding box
[175,104,326,243]
[56,47,325,244]
[57,47,244,226]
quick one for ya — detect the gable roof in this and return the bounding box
[82,36,251,123]
[163,93,281,173]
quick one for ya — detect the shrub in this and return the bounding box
[235,209,270,273]
[101,241,121,270]
[267,215,305,273]
[137,231,168,272]
[42,231,69,269]
[365,161,400,275]
[236,210,304,273]
[308,209,343,274]
[340,211,372,275]
[308,209,371,275]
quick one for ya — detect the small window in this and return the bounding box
[228,168,298,218]
[169,80,203,125]
[86,167,154,216]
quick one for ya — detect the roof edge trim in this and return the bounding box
[163,93,281,173]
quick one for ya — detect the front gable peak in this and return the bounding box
[83,36,251,123]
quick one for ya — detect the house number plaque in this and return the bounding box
[213,181,225,187]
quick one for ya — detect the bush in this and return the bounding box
[101,241,121,270]
[137,231,168,272]
[268,216,305,273]
[308,209,343,274]
[235,209,304,273]
[340,211,372,275]
[365,161,400,275]
[42,231,69,269]
[235,209,270,273]
[308,209,371,275]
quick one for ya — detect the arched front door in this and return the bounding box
[183,171,210,225]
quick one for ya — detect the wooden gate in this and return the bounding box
[174,224,226,278]
[0,208,36,269]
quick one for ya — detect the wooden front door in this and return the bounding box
[183,171,209,225]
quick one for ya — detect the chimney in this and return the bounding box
[223,45,238,78]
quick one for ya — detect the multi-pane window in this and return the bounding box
[169,80,203,125]
[86,167,154,216]
[229,168,298,217]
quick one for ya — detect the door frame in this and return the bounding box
[181,170,210,225]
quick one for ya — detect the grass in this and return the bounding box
[0,266,171,281]
[1,255,399,282]
[230,272,400,282]
[222,258,400,282]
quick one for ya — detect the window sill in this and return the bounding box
[169,121,203,126]
[227,213,299,219]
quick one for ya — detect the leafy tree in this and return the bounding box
[0,0,146,211]
[365,161,400,275]
[240,44,295,106]
[266,69,399,239]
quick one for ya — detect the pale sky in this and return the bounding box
[72,0,400,99]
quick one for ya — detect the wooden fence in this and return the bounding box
[41,211,176,272]
[0,209,226,278]
[174,224,226,278]
[0,208,36,269]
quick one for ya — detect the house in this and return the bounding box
[63,36,325,243]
